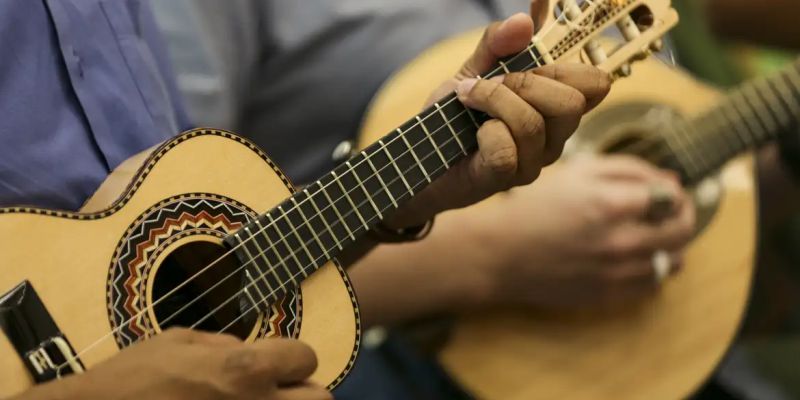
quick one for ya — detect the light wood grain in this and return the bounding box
[358,28,755,400]
[0,132,358,397]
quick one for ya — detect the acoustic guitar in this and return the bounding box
[0,0,675,397]
[359,17,800,400]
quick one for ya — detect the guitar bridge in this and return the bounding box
[0,281,84,383]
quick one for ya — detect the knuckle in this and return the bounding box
[562,88,587,114]
[164,327,197,343]
[223,349,267,378]
[543,144,566,166]
[483,80,505,103]
[519,111,545,137]
[597,71,613,94]
[483,144,518,175]
[604,234,640,260]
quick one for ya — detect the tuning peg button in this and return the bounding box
[617,63,633,77]
[650,39,664,52]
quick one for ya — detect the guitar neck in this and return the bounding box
[671,58,800,184]
[221,0,677,305]
[222,44,550,303]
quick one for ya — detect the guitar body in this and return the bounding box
[359,28,756,399]
[0,130,359,397]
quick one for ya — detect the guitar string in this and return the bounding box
[599,67,800,172]
[211,119,498,335]
[56,101,494,377]
[53,6,612,374]
[161,35,576,333]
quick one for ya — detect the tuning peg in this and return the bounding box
[617,63,633,78]
[650,39,664,52]
[633,49,652,61]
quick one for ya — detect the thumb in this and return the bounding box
[530,0,550,33]
[456,13,534,80]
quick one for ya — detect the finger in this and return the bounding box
[532,63,612,111]
[164,327,241,347]
[275,383,333,400]
[530,0,549,32]
[458,78,545,183]
[596,171,686,223]
[604,193,695,259]
[254,339,319,385]
[628,190,696,251]
[469,119,518,193]
[220,338,318,391]
[502,72,587,164]
[502,72,587,117]
[587,155,674,182]
[457,13,534,80]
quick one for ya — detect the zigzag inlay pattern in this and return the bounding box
[107,194,301,347]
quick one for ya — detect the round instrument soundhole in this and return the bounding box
[152,241,257,339]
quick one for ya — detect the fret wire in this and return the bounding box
[253,219,294,288]
[242,226,282,295]
[379,139,414,195]
[267,213,307,279]
[332,170,369,230]
[498,60,510,73]
[245,270,270,305]
[730,89,768,141]
[435,102,467,155]
[752,76,793,129]
[363,150,399,208]
[242,284,260,310]
[227,48,550,302]
[705,107,738,157]
[307,187,344,250]
[669,123,703,178]
[221,126,475,337]
[60,37,567,365]
[783,65,800,97]
[464,108,481,129]
[234,51,538,283]
[416,115,449,168]
[398,128,432,183]
[234,231,271,302]
[742,83,779,135]
[346,161,382,218]
[318,180,356,241]
[720,100,756,148]
[290,197,330,259]
[277,205,317,269]
[772,72,800,114]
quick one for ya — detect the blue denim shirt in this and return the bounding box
[0,0,189,210]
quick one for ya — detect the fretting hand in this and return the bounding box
[384,12,611,229]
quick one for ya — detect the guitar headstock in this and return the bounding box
[534,0,679,78]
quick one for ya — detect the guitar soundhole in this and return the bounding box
[152,241,257,339]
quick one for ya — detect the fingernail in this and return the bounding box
[489,74,505,83]
[457,78,478,99]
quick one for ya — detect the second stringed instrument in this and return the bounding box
[360,9,800,398]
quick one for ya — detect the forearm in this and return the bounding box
[706,0,800,49]
[349,205,503,328]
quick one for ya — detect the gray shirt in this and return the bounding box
[153,0,528,183]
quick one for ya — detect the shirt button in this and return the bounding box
[71,48,84,78]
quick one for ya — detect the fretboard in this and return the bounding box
[222,45,549,307]
[666,58,800,184]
